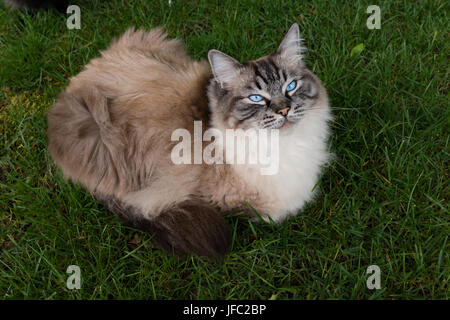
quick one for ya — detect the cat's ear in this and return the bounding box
[208,49,242,88]
[277,22,305,65]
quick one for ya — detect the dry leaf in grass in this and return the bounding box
[129,233,141,246]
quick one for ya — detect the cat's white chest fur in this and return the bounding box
[232,106,331,222]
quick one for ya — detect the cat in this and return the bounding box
[47,23,332,258]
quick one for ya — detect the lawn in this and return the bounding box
[0,0,448,299]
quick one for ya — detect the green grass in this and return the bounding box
[0,0,448,299]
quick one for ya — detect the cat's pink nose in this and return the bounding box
[277,107,290,116]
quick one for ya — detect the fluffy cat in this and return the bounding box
[47,23,332,258]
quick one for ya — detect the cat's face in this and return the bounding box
[207,23,325,130]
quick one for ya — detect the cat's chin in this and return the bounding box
[276,120,299,132]
[279,121,293,130]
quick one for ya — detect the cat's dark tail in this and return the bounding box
[97,195,231,259]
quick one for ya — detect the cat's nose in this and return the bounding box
[277,107,290,117]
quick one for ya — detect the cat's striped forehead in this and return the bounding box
[243,56,291,92]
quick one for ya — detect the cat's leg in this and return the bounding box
[47,84,132,197]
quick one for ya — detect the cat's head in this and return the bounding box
[207,23,328,131]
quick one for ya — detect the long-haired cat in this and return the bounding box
[47,23,332,258]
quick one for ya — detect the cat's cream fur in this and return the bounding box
[47,24,331,257]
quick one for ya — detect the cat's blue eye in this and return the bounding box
[286,80,297,92]
[249,95,263,102]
